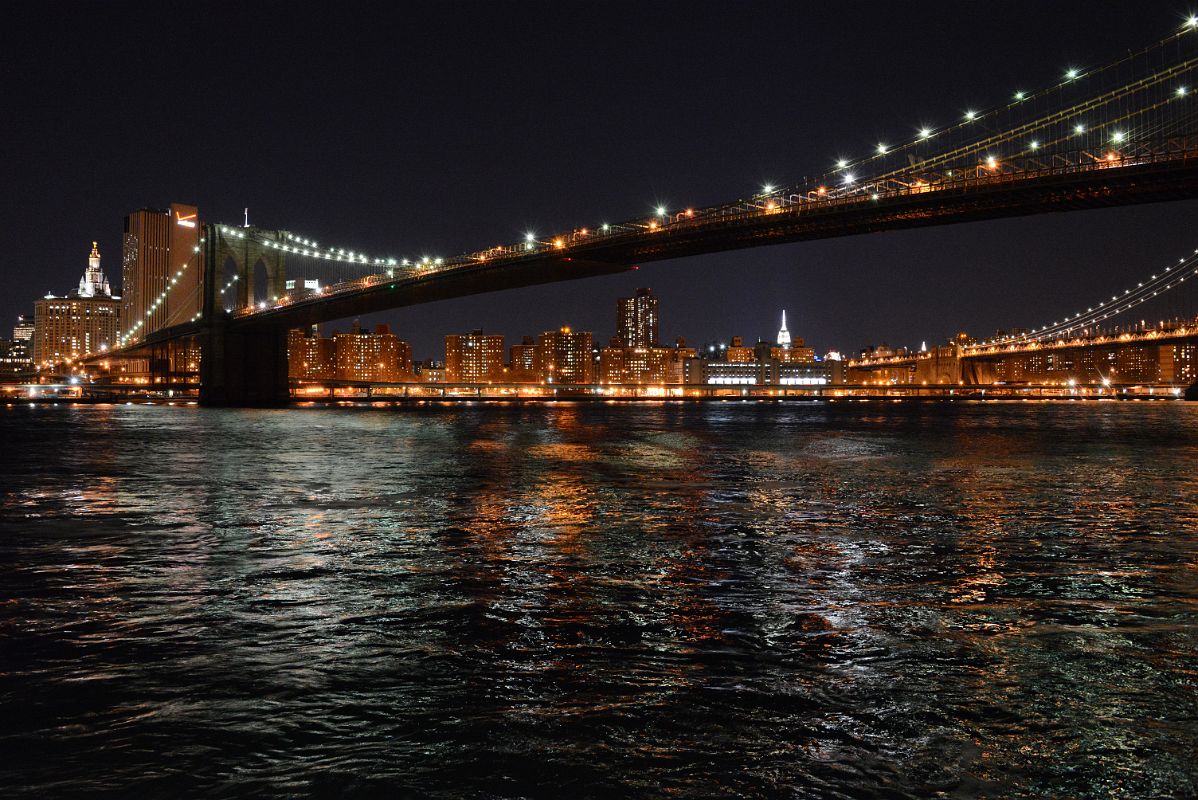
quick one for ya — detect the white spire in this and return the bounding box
[777,309,791,347]
[77,241,112,298]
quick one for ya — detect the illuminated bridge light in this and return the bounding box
[655,205,666,216]
[1112,131,1126,143]
[761,184,774,194]
[964,110,977,121]
[918,128,931,139]
[876,143,888,154]
[1014,90,1025,100]
[1066,67,1079,80]
[1074,123,1086,134]
[1178,86,1189,96]
[836,158,848,168]
[1029,140,1039,150]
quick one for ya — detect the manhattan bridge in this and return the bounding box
[90,19,1198,405]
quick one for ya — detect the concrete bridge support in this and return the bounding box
[199,318,290,406]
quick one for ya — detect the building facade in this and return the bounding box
[120,203,202,345]
[617,287,659,348]
[33,244,121,368]
[1,314,34,379]
[538,326,593,384]
[287,323,413,383]
[508,335,540,383]
[445,330,505,382]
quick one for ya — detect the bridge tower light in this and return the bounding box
[1014,91,1025,101]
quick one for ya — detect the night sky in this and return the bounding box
[4,1,1198,359]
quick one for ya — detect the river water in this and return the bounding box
[1,401,1196,798]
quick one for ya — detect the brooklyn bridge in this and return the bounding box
[84,20,1198,405]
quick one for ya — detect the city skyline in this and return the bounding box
[6,4,1198,360]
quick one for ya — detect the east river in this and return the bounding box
[1,401,1196,798]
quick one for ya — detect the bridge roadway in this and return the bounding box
[241,145,1198,331]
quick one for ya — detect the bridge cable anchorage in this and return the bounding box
[966,247,1198,353]
[234,17,1197,318]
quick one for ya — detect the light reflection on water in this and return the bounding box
[1,401,1197,798]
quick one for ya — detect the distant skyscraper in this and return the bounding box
[777,310,791,347]
[617,288,658,348]
[121,203,202,345]
[33,244,121,368]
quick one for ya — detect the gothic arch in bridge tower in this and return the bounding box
[211,227,288,312]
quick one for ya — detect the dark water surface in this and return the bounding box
[1,401,1197,798]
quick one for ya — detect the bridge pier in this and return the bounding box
[199,318,290,407]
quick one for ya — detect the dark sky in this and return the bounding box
[4,1,1198,359]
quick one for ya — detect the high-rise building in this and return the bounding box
[333,322,411,383]
[287,326,336,382]
[33,244,121,368]
[776,310,791,347]
[538,326,592,384]
[2,315,34,378]
[616,287,659,348]
[120,203,202,345]
[445,330,505,382]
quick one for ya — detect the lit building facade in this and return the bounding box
[445,330,505,382]
[2,314,34,379]
[598,343,688,384]
[33,243,121,368]
[509,335,540,383]
[287,323,412,383]
[120,203,202,345]
[617,288,659,348]
[538,326,593,384]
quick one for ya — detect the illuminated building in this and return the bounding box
[538,326,592,384]
[121,203,202,345]
[725,336,754,362]
[508,335,540,383]
[333,322,411,382]
[776,310,791,346]
[287,326,336,381]
[617,287,658,347]
[33,243,121,368]
[445,330,505,382]
[597,338,691,384]
[1,314,34,379]
[288,322,412,383]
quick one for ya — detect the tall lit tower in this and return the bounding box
[120,203,202,345]
[617,287,659,348]
[77,242,112,298]
[777,310,791,347]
